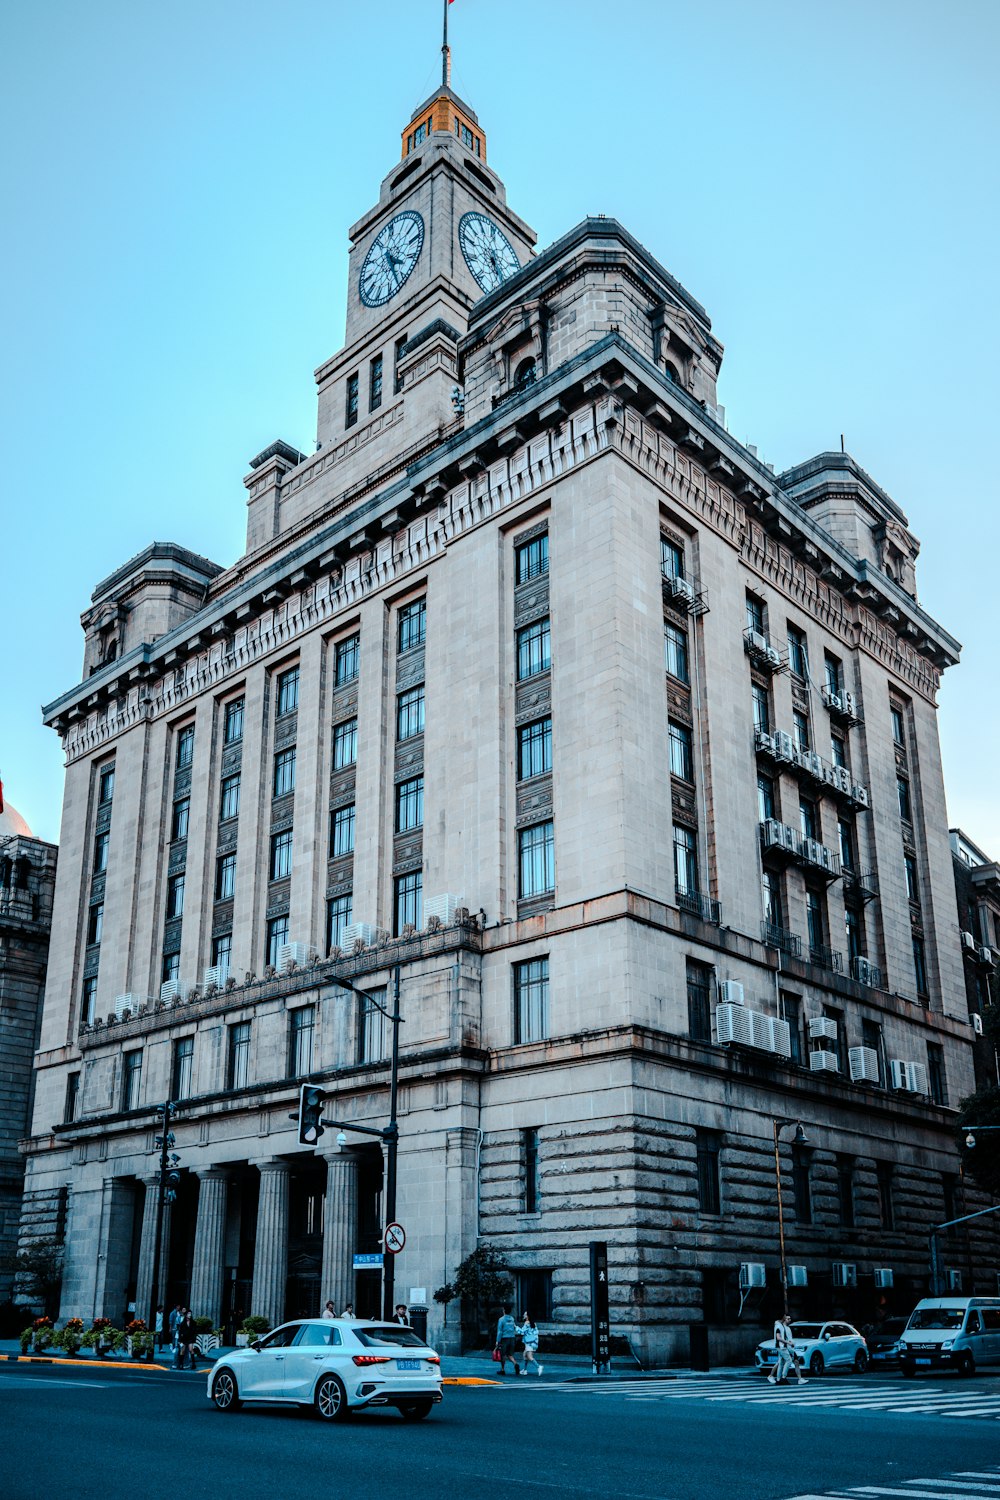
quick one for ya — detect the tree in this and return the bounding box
[11,1237,64,1316]
[958,1085,1000,1201]
[451,1244,513,1333]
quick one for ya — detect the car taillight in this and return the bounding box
[352,1355,391,1366]
[425,1355,440,1364]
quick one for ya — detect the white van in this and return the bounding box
[899,1297,1000,1377]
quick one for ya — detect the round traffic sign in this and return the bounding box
[384,1221,406,1254]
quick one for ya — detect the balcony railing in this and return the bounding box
[808,945,844,973]
[676,887,722,924]
[760,821,841,882]
[662,571,709,616]
[821,686,863,726]
[850,954,883,988]
[743,628,787,673]
[842,866,878,904]
[753,728,870,811]
[760,921,802,958]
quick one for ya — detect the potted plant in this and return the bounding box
[19,1326,33,1355]
[124,1318,148,1357]
[61,1317,84,1356]
[30,1316,54,1353]
[129,1329,155,1359]
[237,1314,270,1348]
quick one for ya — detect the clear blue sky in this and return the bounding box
[2,0,997,855]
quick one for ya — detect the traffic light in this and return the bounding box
[298,1084,326,1147]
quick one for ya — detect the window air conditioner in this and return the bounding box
[947,1269,963,1292]
[843,692,859,718]
[810,1050,839,1072]
[961,930,977,952]
[423,893,464,926]
[720,980,745,1006]
[671,577,696,606]
[833,766,852,794]
[745,629,768,656]
[848,1046,880,1083]
[754,729,775,756]
[972,1013,985,1035]
[890,1059,927,1093]
[739,1263,766,1289]
[832,1262,857,1288]
[823,688,844,714]
[851,784,870,808]
[787,1265,808,1288]
[875,1268,894,1289]
[977,946,995,966]
[203,963,229,989]
[717,1002,753,1047]
[277,941,310,970]
[808,1016,838,1042]
[773,731,796,762]
[764,646,783,668]
[114,993,144,1018]
[159,980,183,1002]
[341,923,378,949]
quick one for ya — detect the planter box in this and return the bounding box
[235,1333,250,1347]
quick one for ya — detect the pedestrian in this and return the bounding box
[321,1300,336,1320]
[154,1304,165,1350]
[518,1313,543,1376]
[176,1309,197,1370]
[495,1305,521,1376]
[168,1302,182,1353]
[341,1302,355,1319]
[392,1303,409,1325]
[769,1313,807,1385]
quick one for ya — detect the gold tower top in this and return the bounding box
[401,87,486,164]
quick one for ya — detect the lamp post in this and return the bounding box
[148,1100,180,1336]
[772,1117,808,1315]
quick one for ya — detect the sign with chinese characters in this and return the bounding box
[589,1240,611,1372]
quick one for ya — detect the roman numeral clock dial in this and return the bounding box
[358,210,425,307]
[459,212,520,294]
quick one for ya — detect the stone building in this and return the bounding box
[950,829,999,1094]
[19,80,998,1361]
[0,797,57,1301]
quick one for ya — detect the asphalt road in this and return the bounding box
[3,1364,1000,1500]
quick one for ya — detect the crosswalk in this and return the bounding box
[540,1374,1000,1423]
[783,1466,1000,1500]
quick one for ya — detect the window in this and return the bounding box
[661,538,685,580]
[762,869,782,929]
[330,804,355,857]
[64,1072,80,1124]
[836,1155,856,1228]
[335,634,360,685]
[927,1041,946,1104]
[831,734,847,770]
[514,957,549,1043]
[787,626,808,678]
[824,1005,846,1070]
[393,334,408,393]
[224,697,244,744]
[396,685,425,740]
[862,1018,885,1086]
[912,934,929,998]
[267,915,289,968]
[270,830,293,881]
[345,371,359,427]
[171,798,190,842]
[369,354,383,411]
[824,654,842,696]
[897,777,912,822]
[838,819,855,871]
[751,683,770,735]
[782,992,803,1064]
[695,1130,721,1215]
[398,599,426,652]
[289,1005,315,1077]
[792,710,811,753]
[215,851,236,901]
[333,718,357,769]
[518,717,552,780]
[82,974,98,1024]
[522,1128,540,1212]
[88,902,104,945]
[167,873,185,920]
[99,765,115,804]
[220,773,241,822]
[890,704,906,746]
[799,798,819,842]
[686,961,712,1042]
[876,1162,894,1229]
[792,1145,812,1223]
[745,594,765,634]
[805,889,825,957]
[211,932,232,970]
[516,533,549,584]
[121,1049,143,1111]
[227,1022,251,1090]
[172,1036,194,1101]
[276,666,299,716]
[394,871,422,933]
[673,825,698,895]
[757,775,775,824]
[162,952,180,985]
[176,726,195,770]
[93,831,109,873]
[327,893,353,952]
[513,1269,553,1321]
[516,619,551,680]
[273,747,296,798]
[844,906,863,962]
[358,989,387,1064]
[669,721,694,781]
[904,853,919,902]
[518,821,555,899]
[664,623,689,683]
[395,777,423,833]
[942,1173,958,1222]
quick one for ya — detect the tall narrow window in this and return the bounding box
[761,869,782,929]
[904,853,919,902]
[518,717,552,780]
[912,935,929,998]
[330,804,355,857]
[270,830,293,880]
[398,599,426,652]
[176,726,195,770]
[273,747,296,797]
[792,710,811,754]
[267,915,290,968]
[121,1049,143,1111]
[171,797,190,842]
[369,353,383,411]
[82,974,98,1024]
[664,623,689,683]
[660,538,685,580]
[831,733,847,770]
[668,721,694,781]
[757,775,775,823]
[897,777,912,822]
[358,989,387,1064]
[751,683,770,735]
[516,620,550,680]
[824,654,842,696]
[64,1071,80,1124]
[396,685,425,740]
[890,704,906,745]
[927,1041,946,1103]
[844,906,863,962]
[516,533,549,583]
[838,818,855,871]
[695,1130,721,1215]
[514,957,549,1043]
[395,777,424,833]
[288,1005,315,1077]
[805,889,825,958]
[345,372,359,427]
[172,1036,194,1101]
[227,1022,251,1090]
[393,334,408,394]
[518,822,555,899]
[335,634,360,685]
[220,773,241,821]
[673,825,698,895]
[782,992,803,1064]
[787,626,808,678]
[876,1162,894,1229]
[394,871,422,933]
[98,765,116,804]
[224,696,244,744]
[88,902,104,945]
[792,1146,812,1223]
[686,960,712,1042]
[276,667,299,716]
[333,718,357,769]
[862,1018,885,1086]
[93,831,109,873]
[746,594,765,634]
[161,952,180,985]
[167,873,185,920]
[799,798,819,842]
[211,933,232,970]
[523,1128,540,1212]
[327,893,353,951]
[215,851,236,901]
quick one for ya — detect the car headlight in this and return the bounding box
[940,1340,954,1351]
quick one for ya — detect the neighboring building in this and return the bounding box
[0,796,57,1300]
[950,829,999,1093]
[19,79,998,1361]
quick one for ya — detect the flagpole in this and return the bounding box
[442,0,450,88]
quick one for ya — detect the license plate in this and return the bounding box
[916,1358,931,1365]
[396,1359,421,1370]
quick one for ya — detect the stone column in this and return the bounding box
[320,1151,359,1314]
[188,1170,228,1326]
[134,1176,172,1325]
[251,1160,290,1328]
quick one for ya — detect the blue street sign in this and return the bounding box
[353,1253,384,1268]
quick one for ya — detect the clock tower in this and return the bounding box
[314,86,536,468]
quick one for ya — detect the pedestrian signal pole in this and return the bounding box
[148,1100,180,1336]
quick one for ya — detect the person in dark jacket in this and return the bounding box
[175,1311,198,1370]
[495,1306,520,1375]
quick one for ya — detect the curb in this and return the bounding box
[5,1355,170,1371]
[442,1376,502,1386]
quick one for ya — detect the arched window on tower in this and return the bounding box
[665,361,680,384]
[513,357,536,391]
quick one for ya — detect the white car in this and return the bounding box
[207,1318,443,1421]
[754,1320,869,1377]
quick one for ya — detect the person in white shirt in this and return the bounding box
[769,1314,807,1384]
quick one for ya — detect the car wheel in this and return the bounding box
[399,1400,433,1421]
[957,1352,976,1378]
[211,1369,243,1412]
[853,1350,869,1374]
[315,1373,350,1422]
[809,1351,825,1377]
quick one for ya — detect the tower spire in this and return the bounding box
[442,0,451,88]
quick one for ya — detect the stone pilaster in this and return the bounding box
[251,1160,290,1327]
[188,1169,228,1326]
[134,1176,171,1325]
[320,1151,359,1314]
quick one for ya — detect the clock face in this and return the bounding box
[358,211,425,307]
[459,212,520,294]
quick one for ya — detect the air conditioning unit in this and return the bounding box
[977,946,995,966]
[159,980,183,1002]
[787,1265,808,1288]
[669,577,697,606]
[764,646,783,669]
[745,629,768,656]
[810,1050,840,1073]
[804,752,824,779]
[972,1013,985,1035]
[762,819,797,852]
[717,1002,753,1047]
[832,1262,858,1288]
[961,930,977,952]
[720,980,745,1006]
[851,783,869,808]
[843,692,859,718]
[823,688,845,714]
[890,1059,927,1093]
[773,731,796,762]
[875,1268,894,1289]
[277,941,310,971]
[423,892,464,926]
[114,993,144,1018]
[947,1269,963,1292]
[203,963,229,989]
[341,923,378,949]
[808,1016,838,1042]
[739,1262,766,1289]
[848,1046,880,1083]
[832,766,852,794]
[766,1015,792,1058]
[754,729,775,756]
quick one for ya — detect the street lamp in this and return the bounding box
[772,1117,808,1315]
[148,1100,180,1337]
[964,1125,1000,1149]
[927,1124,1000,1292]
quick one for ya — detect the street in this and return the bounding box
[3,1363,1000,1500]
